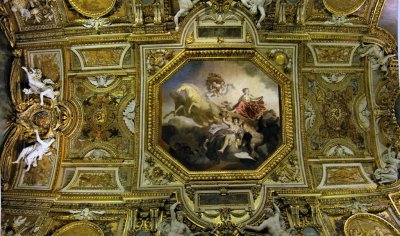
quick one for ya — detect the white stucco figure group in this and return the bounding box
[174,0,200,31]
[374,146,400,185]
[324,15,352,26]
[68,208,105,221]
[12,129,55,172]
[358,44,396,75]
[241,0,272,29]
[244,201,289,236]
[22,66,60,106]
[158,202,194,236]
[83,17,111,32]
[123,99,136,134]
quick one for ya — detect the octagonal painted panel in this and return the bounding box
[146,49,294,181]
[161,60,281,171]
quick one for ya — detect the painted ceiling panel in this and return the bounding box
[0,0,399,235]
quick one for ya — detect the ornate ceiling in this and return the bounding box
[0,0,399,235]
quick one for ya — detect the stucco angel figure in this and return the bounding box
[158,202,200,236]
[358,44,396,75]
[174,0,200,31]
[244,201,290,236]
[68,208,105,221]
[12,129,55,172]
[22,66,60,106]
[374,147,400,185]
[241,0,272,29]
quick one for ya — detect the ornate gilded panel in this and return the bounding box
[61,167,125,193]
[144,49,294,181]
[71,44,132,70]
[0,0,399,235]
[317,163,376,189]
[344,213,400,235]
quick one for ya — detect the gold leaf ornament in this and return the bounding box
[323,0,367,16]
[67,0,117,18]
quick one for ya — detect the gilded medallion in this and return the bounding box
[344,213,400,236]
[52,221,104,236]
[67,0,117,18]
[323,0,366,15]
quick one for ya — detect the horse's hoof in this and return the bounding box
[175,27,179,31]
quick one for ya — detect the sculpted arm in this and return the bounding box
[34,130,46,146]
[170,202,180,221]
[241,0,252,8]
[273,202,280,214]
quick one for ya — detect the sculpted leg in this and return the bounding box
[13,147,31,163]
[257,6,265,28]
[244,225,264,232]
[174,9,186,31]
[40,91,45,106]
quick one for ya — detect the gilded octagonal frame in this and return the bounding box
[145,49,294,181]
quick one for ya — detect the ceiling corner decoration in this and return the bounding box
[0,0,399,235]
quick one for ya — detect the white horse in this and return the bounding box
[241,0,272,29]
[22,66,60,106]
[174,0,200,31]
[13,130,55,172]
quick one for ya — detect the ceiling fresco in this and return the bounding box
[0,0,399,235]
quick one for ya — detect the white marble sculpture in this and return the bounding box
[83,17,111,32]
[123,99,136,134]
[12,130,55,172]
[6,0,31,20]
[158,202,193,236]
[244,201,290,236]
[22,66,60,106]
[241,0,272,29]
[341,201,371,215]
[84,149,112,160]
[324,15,352,26]
[374,147,400,185]
[304,99,315,131]
[174,0,200,31]
[68,208,105,221]
[321,73,345,84]
[358,44,396,75]
[87,75,115,88]
[6,0,55,23]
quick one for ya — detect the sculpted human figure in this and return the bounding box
[358,44,396,75]
[174,0,200,31]
[22,66,60,106]
[169,202,193,236]
[158,202,194,236]
[244,201,289,236]
[12,130,55,172]
[374,147,400,184]
[241,0,272,28]
[68,208,105,221]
